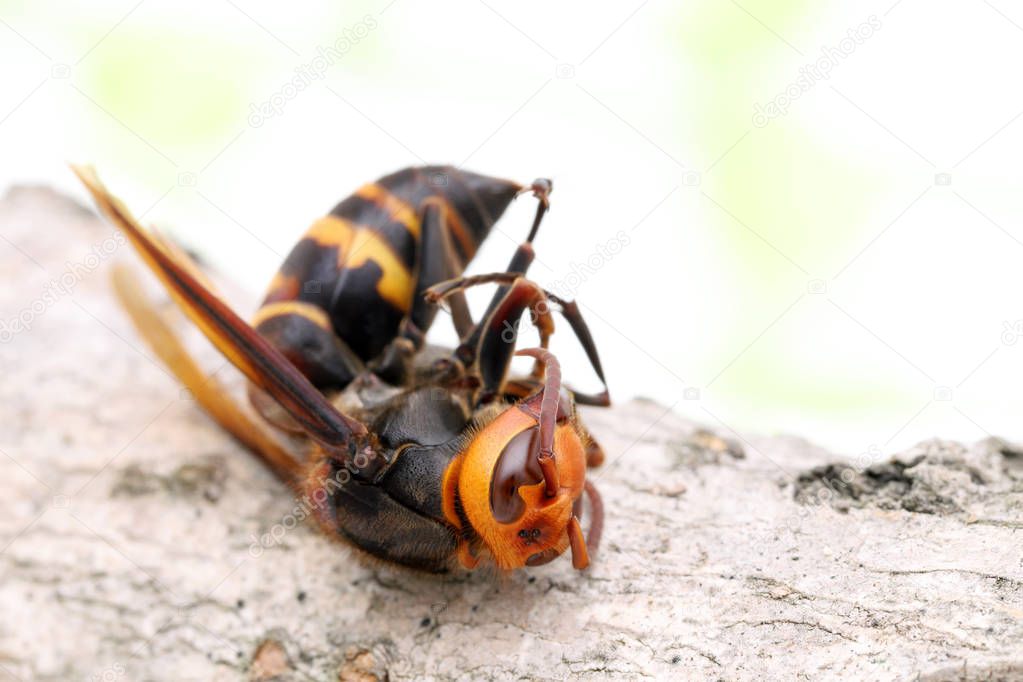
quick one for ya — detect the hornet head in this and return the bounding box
[444,348,602,571]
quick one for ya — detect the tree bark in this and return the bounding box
[0,187,1020,681]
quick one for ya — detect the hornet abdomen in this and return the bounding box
[252,166,523,390]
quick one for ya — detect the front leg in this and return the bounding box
[427,275,554,403]
[426,273,610,408]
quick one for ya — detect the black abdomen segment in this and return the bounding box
[253,166,523,391]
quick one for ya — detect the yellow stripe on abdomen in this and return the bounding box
[301,215,415,314]
[355,183,420,239]
[253,301,333,330]
[305,215,356,251]
[346,229,414,312]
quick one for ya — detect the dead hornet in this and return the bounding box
[72,165,610,573]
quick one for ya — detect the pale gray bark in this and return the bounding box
[0,187,1020,681]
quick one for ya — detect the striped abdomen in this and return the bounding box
[252,166,523,390]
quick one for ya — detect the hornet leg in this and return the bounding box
[369,197,476,383]
[425,274,610,407]
[427,275,553,403]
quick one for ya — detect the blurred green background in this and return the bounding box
[2,0,1022,458]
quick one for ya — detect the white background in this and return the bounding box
[2,0,1022,460]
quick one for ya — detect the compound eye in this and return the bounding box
[489,427,542,523]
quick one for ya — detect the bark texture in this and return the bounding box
[0,187,1021,681]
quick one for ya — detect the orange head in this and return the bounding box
[444,348,600,571]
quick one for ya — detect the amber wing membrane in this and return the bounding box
[70,165,365,450]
